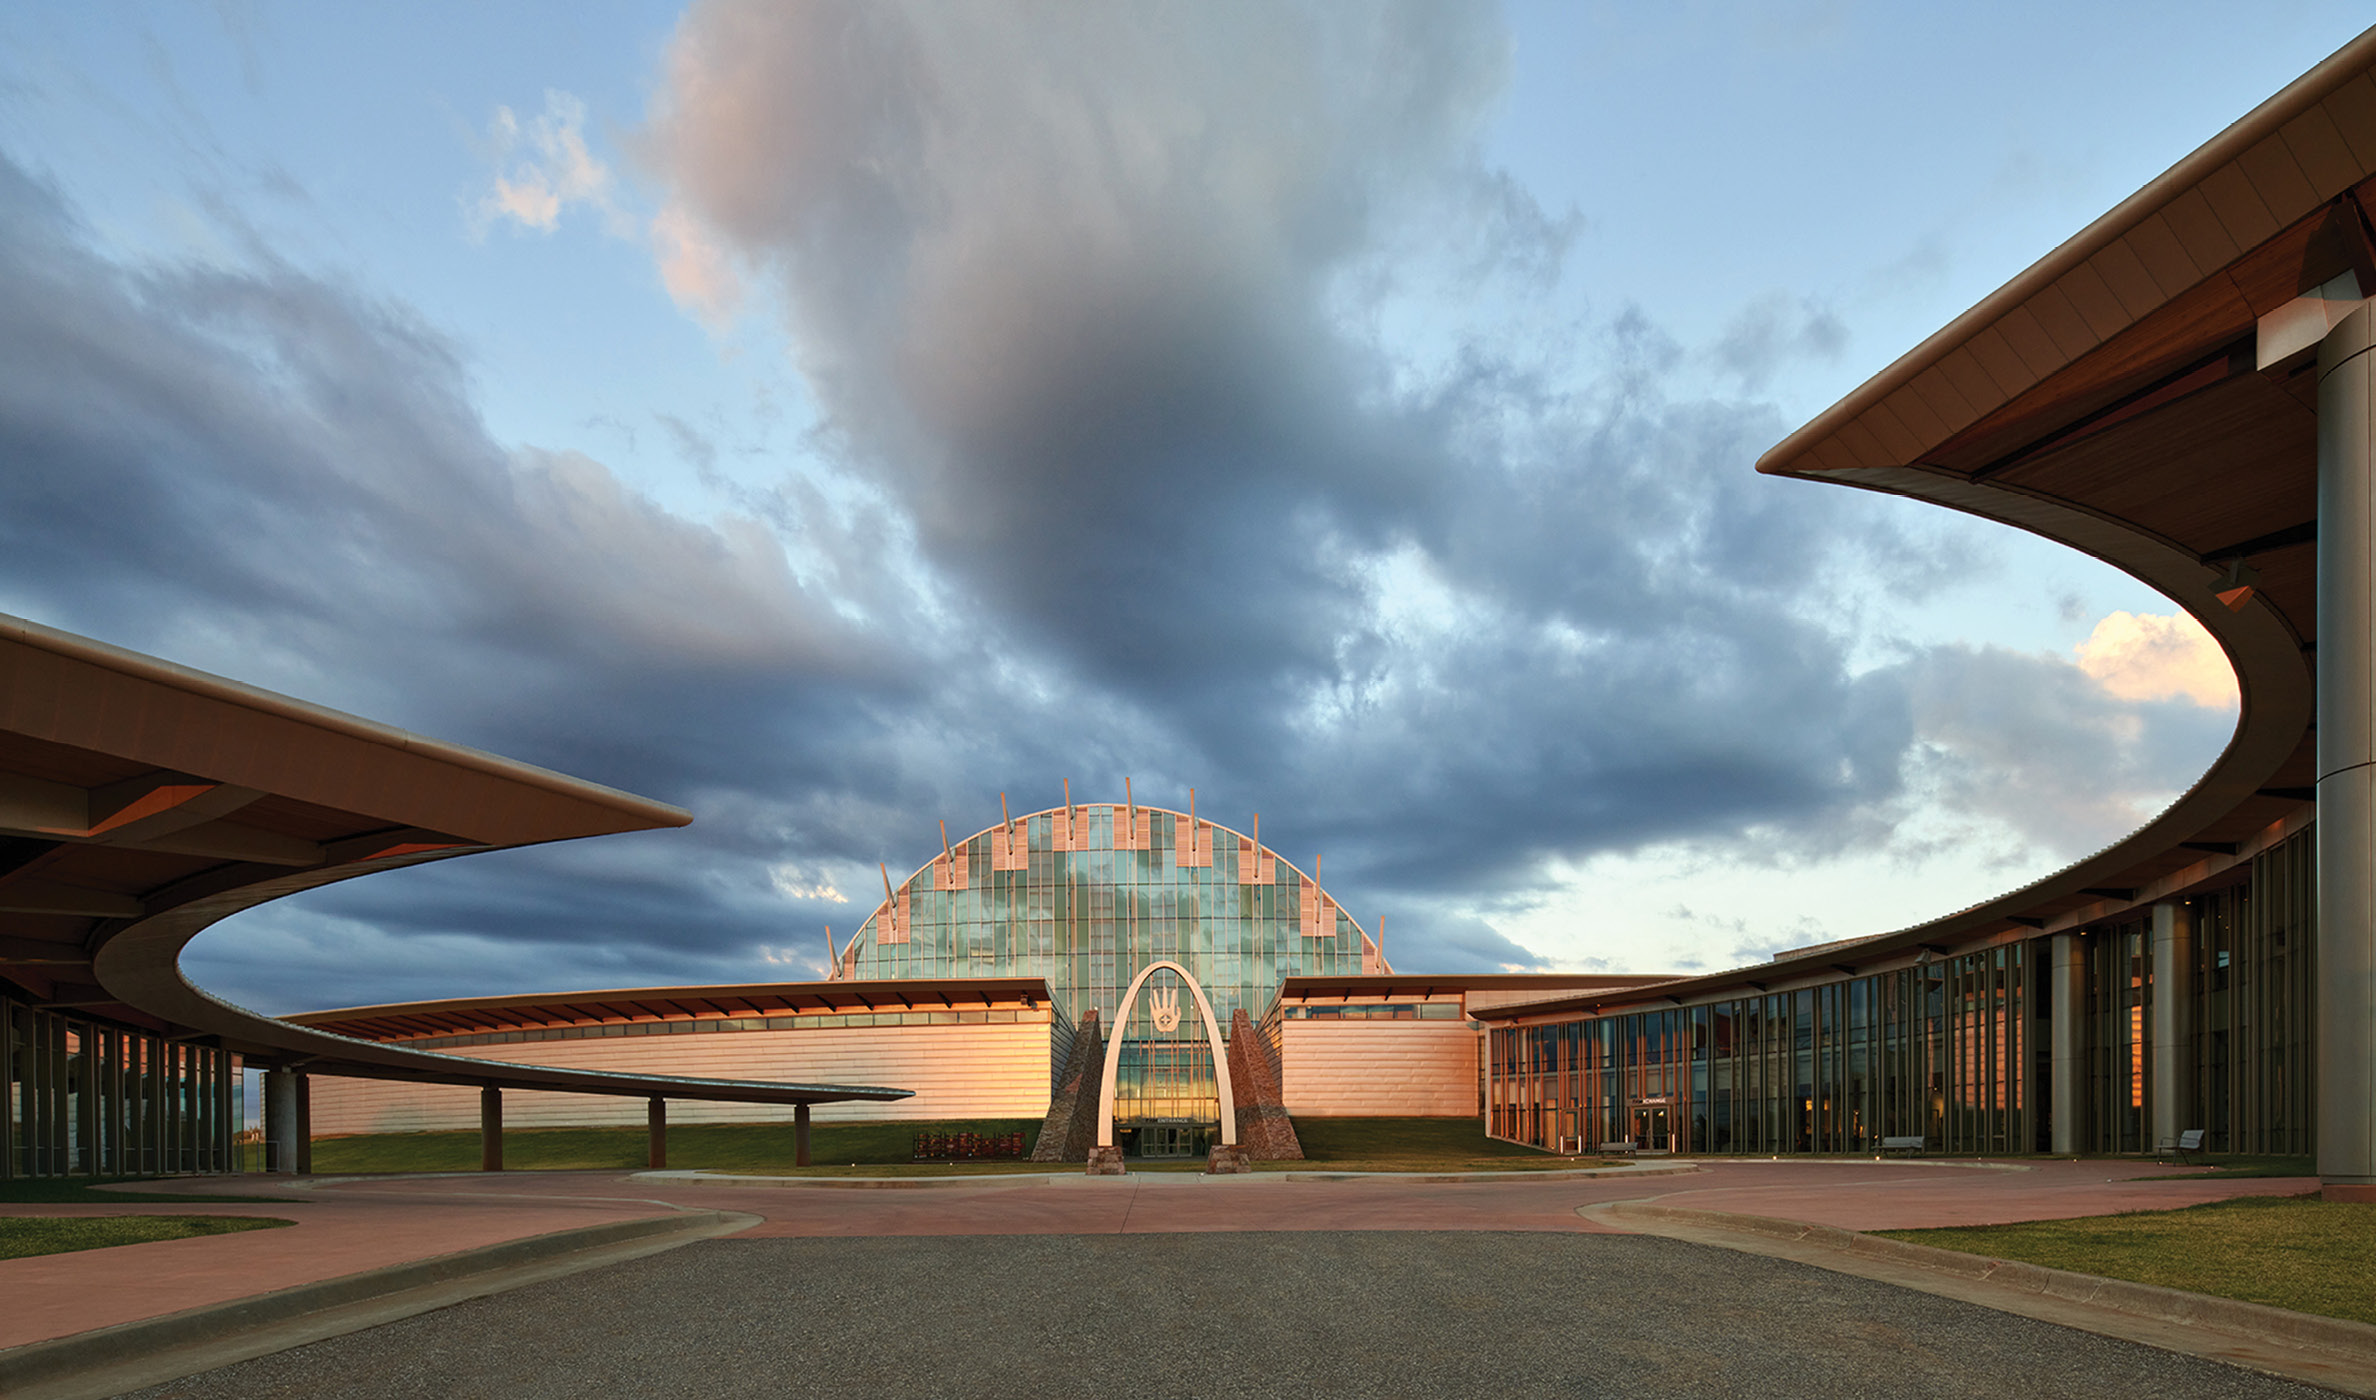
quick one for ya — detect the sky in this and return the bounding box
[0,1,2356,1014]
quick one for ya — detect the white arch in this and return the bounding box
[1095,959,1236,1149]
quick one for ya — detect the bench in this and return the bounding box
[2165,1128,2207,1164]
[1881,1135,1926,1157]
[1600,1138,1638,1158]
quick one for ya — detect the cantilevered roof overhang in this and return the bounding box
[1480,27,2376,1028]
[1275,973,1676,1005]
[0,612,909,1109]
[290,977,1058,1043]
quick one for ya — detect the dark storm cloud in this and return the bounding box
[0,2,2237,1001]
[636,0,1971,942]
[0,151,1060,1007]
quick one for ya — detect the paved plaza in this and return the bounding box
[118,1230,2330,1400]
[0,1159,2358,1398]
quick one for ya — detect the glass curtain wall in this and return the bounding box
[1488,825,2318,1157]
[847,806,1372,1127]
[2187,831,2316,1153]
[1487,945,2033,1155]
[4,991,238,1178]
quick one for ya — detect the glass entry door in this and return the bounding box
[1137,1123,1200,1157]
[1633,1105,1671,1153]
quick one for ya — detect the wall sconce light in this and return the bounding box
[2213,558,2260,611]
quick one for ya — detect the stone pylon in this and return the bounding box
[1029,1009,1105,1162]
[1227,1008,1303,1160]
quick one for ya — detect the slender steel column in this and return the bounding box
[479,1086,504,1172]
[647,1097,667,1170]
[794,1102,811,1168]
[264,1069,298,1175]
[2318,302,2376,1200]
[2149,902,2195,1151]
[2049,933,2085,1155]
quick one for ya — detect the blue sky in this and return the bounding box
[0,1,2359,1011]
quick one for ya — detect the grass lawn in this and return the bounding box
[305,1118,1044,1176]
[2125,1153,2317,1180]
[299,1116,1592,1177]
[1261,1116,1601,1172]
[1872,1194,2376,1326]
[0,1214,291,1261]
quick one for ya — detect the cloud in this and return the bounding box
[649,200,742,324]
[0,3,2243,1009]
[477,90,623,236]
[632,1,1962,897]
[1710,293,1848,392]
[2075,609,2238,709]
[1897,642,2236,862]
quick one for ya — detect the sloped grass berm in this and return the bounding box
[303,1118,1045,1175]
[300,1116,1587,1176]
[0,1214,290,1261]
[1873,1194,2376,1326]
[1261,1116,1587,1172]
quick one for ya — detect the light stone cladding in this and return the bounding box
[305,1019,1055,1136]
[1276,1019,1479,1118]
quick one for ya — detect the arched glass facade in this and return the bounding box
[840,803,1379,1126]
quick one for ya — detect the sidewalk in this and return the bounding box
[0,1174,691,1349]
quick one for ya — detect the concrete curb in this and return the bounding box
[0,1208,753,1400]
[1588,1198,2376,1390]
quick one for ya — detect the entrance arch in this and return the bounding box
[1096,960,1236,1149]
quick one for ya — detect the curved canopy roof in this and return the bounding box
[1485,25,2376,1023]
[0,612,908,1107]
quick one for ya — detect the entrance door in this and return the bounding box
[1633,1105,1671,1153]
[1137,1124,1199,1158]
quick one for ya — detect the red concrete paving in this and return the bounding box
[0,1159,2319,1351]
[0,1176,682,1349]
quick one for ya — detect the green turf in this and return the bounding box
[297,1115,1588,1177]
[0,1177,299,1205]
[0,1214,292,1261]
[2126,1152,2317,1180]
[1873,1194,2376,1326]
[1263,1116,1593,1172]
[304,1118,1043,1175]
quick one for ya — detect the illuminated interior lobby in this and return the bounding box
[11,33,2376,1199]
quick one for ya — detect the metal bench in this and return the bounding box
[1600,1138,1638,1158]
[1881,1135,1926,1157]
[2165,1128,2207,1164]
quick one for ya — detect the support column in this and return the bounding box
[479,1086,503,1172]
[2320,304,2376,1201]
[294,1072,312,1175]
[2049,933,2085,1156]
[2149,902,2195,1152]
[264,1069,298,1175]
[647,1097,667,1170]
[794,1102,811,1168]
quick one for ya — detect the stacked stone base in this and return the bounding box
[1206,1145,1251,1174]
[1085,1145,1126,1175]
